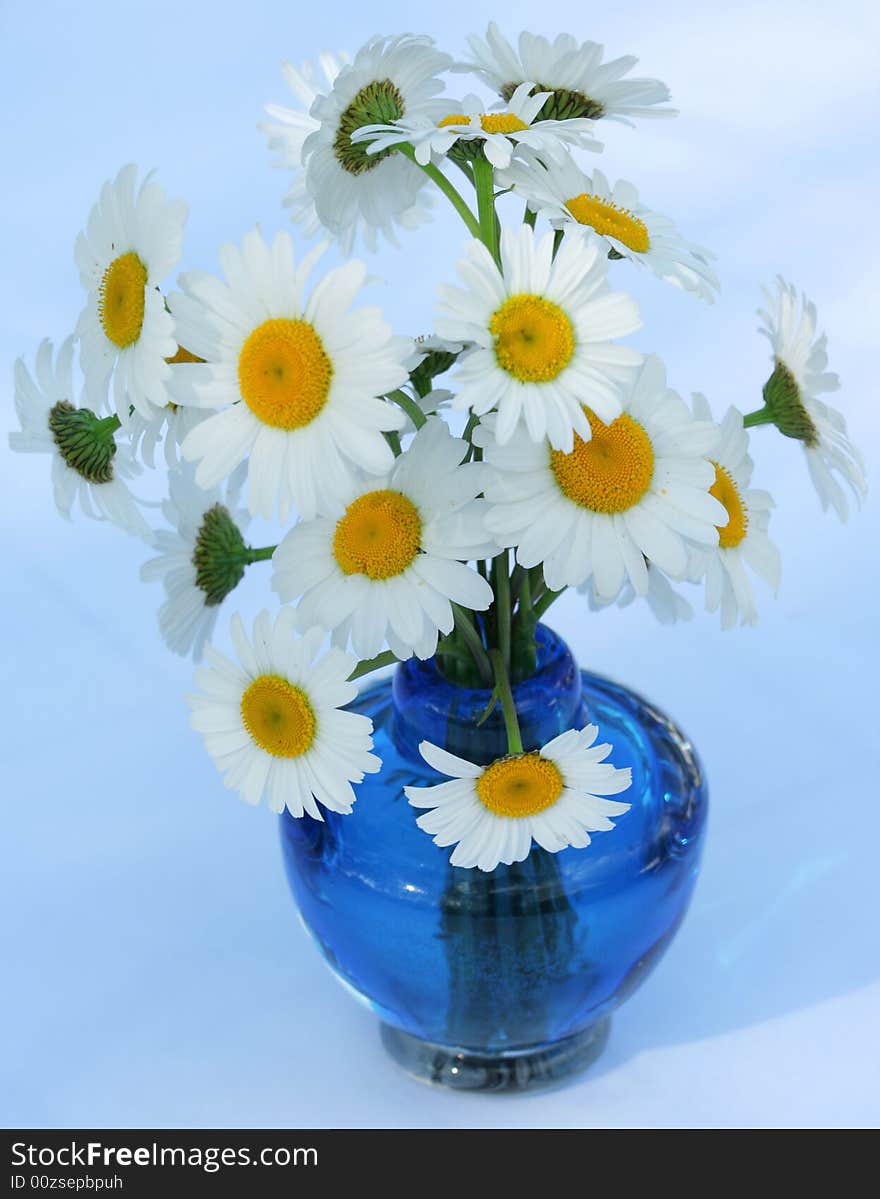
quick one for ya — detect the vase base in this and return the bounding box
[379,1019,611,1093]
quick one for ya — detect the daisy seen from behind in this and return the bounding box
[140,464,250,662]
[169,227,409,521]
[405,726,632,872]
[10,336,151,540]
[463,23,676,124]
[688,398,781,629]
[188,609,379,817]
[478,355,726,601]
[261,52,351,242]
[757,278,866,520]
[435,223,643,451]
[272,418,495,662]
[500,153,719,303]
[75,164,187,421]
[301,34,452,250]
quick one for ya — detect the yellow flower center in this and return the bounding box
[709,462,749,548]
[564,194,650,254]
[165,345,204,364]
[439,112,529,134]
[237,318,333,430]
[550,409,655,513]
[332,489,422,580]
[490,294,575,384]
[240,675,316,758]
[98,251,148,348]
[476,753,564,818]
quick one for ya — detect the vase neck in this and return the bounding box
[390,624,583,766]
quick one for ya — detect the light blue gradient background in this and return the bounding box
[1,0,878,1129]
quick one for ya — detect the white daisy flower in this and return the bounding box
[435,223,643,451]
[462,23,676,125]
[499,153,719,303]
[405,726,632,872]
[169,228,410,521]
[74,164,187,421]
[758,278,866,520]
[260,52,351,242]
[9,336,151,540]
[477,355,726,600]
[188,608,380,817]
[272,418,495,661]
[140,465,249,661]
[584,562,694,624]
[300,34,452,251]
[351,81,602,169]
[688,398,781,630]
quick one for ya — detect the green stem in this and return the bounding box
[493,551,512,671]
[461,410,481,462]
[385,430,402,456]
[242,544,276,564]
[452,604,493,687]
[386,389,426,429]
[96,414,122,435]
[743,406,776,428]
[489,648,523,755]
[348,650,401,682]
[397,143,481,238]
[533,587,564,622]
[472,156,500,263]
[462,410,479,443]
[510,569,537,684]
[523,204,537,228]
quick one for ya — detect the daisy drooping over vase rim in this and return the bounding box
[9,26,867,870]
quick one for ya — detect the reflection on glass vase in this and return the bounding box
[280,624,707,1092]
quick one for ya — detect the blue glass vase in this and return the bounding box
[280,624,707,1092]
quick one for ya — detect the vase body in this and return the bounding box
[280,625,707,1091]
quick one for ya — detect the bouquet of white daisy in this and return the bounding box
[11,25,866,878]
